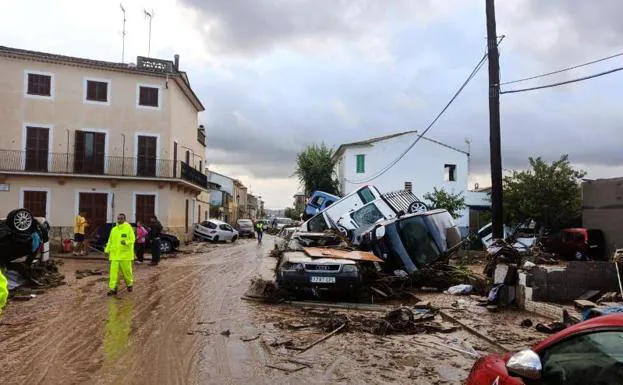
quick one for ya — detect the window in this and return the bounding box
[138,86,159,107]
[540,330,623,385]
[23,190,48,218]
[25,126,50,172]
[85,80,109,103]
[308,213,329,233]
[357,187,376,204]
[74,130,106,174]
[351,203,384,228]
[136,135,158,177]
[219,224,232,232]
[27,73,52,97]
[356,154,365,173]
[444,164,457,182]
[203,221,217,229]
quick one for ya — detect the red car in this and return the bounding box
[465,314,623,384]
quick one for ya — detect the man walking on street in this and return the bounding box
[255,220,264,244]
[0,269,8,315]
[148,216,163,266]
[73,211,88,256]
[105,213,135,296]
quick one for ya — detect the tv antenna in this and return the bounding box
[120,3,127,63]
[144,9,154,57]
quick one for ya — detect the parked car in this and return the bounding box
[93,222,180,254]
[274,225,301,251]
[300,186,428,240]
[541,228,606,260]
[359,209,462,274]
[303,191,339,219]
[0,208,50,265]
[235,219,255,238]
[465,313,623,385]
[193,219,238,243]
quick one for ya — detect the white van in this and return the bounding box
[301,185,428,237]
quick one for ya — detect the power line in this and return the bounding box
[501,65,623,94]
[345,52,489,185]
[500,51,623,86]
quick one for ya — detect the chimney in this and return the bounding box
[174,54,180,70]
[404,181,412,193]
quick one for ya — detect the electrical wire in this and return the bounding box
[344,52,489,185]
[500,51,623,86]
[501,65,623,95]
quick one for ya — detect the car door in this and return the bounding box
[538,329,623,385]
[219,224,233,240]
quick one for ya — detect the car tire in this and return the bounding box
[408,201,429,214]
[7,208,35,233]
[212,236,219,244]
[231,235,238,243]
[160,239,172,254]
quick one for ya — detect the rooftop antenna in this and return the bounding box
[120,3,127,63]
[144,8,154,57]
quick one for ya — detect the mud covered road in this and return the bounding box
[0,236,551,385]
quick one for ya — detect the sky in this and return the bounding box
[2,0,623,209]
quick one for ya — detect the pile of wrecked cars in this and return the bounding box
[274,185,462,300]
[0,208,50,266]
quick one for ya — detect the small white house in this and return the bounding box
[334,131,471,233]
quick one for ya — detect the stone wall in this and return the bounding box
[523,261,620,303]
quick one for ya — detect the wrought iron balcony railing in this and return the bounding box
[0,149,208,189]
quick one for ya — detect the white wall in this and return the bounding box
[208,171,234,196]
[339,132,470,228]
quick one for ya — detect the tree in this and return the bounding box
[294,143,340,196]
[503,155,585,230]
[284,207,302,221]
[423,187,466,219]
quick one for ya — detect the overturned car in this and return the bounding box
[0,208,50,266]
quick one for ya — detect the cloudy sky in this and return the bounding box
[2,0,623,208]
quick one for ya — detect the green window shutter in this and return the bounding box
[356,154,365,173]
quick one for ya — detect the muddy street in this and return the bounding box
[1,236,549,385]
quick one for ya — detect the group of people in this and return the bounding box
[75,212,164,296]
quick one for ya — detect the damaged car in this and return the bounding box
[276,232,379,298]
[0,208,50,266]
[359,209,462,274]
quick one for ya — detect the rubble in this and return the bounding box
[75,269,104,279]
[6,260,66,298]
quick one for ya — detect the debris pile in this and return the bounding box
[245,278,281,301]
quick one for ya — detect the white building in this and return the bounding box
[334,131,472,233]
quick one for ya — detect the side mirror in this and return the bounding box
[506,350,542,380]
[375,225,386,239]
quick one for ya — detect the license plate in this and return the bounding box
[310,276,336,284]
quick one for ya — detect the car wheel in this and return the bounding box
[232,235,238,243]
[160,239,172,254]
[408,201,429,214]
[212,235,219,244]
[7,208,35,233]
[337,226,348,237]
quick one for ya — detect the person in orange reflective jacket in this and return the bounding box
[105,213,135,296]
[0,269,8,315]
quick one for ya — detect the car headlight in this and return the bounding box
[342,265,358,273]
[282,262,304,271]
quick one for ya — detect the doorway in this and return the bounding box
[78,192,108,237]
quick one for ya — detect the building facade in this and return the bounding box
[582,177,623,257]
[334,131,471,231]
[0,46,208,240]
[207,170,234,222]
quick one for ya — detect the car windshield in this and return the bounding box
[351,203,384,228]
[307,213,329,232]
[277,218,292,224]
[397,216,442,266]
[238,220,252,226]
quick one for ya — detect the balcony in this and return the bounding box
[0,149,208,189]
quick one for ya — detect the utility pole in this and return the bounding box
[486,0,504,239]
[120,4,127,63]
[144,9,154,57]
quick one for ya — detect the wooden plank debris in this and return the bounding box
[574,300,597,310]
[302,247,384,263]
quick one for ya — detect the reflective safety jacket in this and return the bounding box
[105,222,136,261]
[0,269,8,315]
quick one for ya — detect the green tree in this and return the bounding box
[284,207,302,221]
[423,187,466,219]
[294,143,340,196]
[503,155,585,230]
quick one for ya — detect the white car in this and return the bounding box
[274,226,301,251]
[193,219,239,243]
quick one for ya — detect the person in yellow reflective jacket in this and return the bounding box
[105,213,135,296]
[0,269,8,315]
